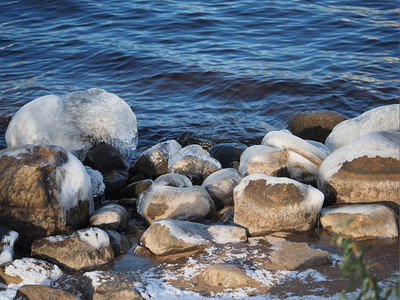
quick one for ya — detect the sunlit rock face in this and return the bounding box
[233,174,324,236]
[5,88,138,161]
[0,145,93,245]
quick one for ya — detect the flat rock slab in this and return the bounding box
[320,204,398,240]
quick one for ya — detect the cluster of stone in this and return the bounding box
[0,99,398,298]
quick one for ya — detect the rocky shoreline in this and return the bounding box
[0,89,398,299]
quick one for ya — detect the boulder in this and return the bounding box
[318,131,400,210]
[102,169,130,196]
[0,258,63,286]
[83,144,130,174]
[106,230,132,256]
[152,173,192,188]
[85,166,105,203]
[233,174,324,236]
[5,88,138,160]
[15,285,79,300]
[137,185,215,224]
[0,226,18,265]
[201,168,243,207]
[177,132,213,150]
[0,145,93,246]
[168,144,221,184]
[139,219,247,256]
[325,104,399,151]
[320,204,398,240]
[89,204,129,232]
[129,140,181,177]
[288,110,348,143]
[199,264,257,289]
[240,130,326,185]
[118,179,153,199]
[31,228,114,270]
[208,143,248,168]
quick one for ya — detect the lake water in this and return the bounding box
[1,0,399,150]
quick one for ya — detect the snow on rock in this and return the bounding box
[325,104,400,151]
[139,219,247,256]
[85,166,105,198]
[168,144,221,184]
[5,88,138,160]
[129,140,182,177]
[318,130,400,207]
[137,185,215,224]
[152,173,192,188]
[234,174,324,236]
[89,204,129,232]
[0,227,18,265]
[31,228,114,270]
[320,204,398,240]
[0,145,93,246]
[201,168,243,208]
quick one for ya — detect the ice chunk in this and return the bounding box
[262,130,327,162]
[0,230,18,264]
[85,166,105,197]
[325,104,400,150]
[318,130,400,184]
[152,173,192,188]
[6,88,138,160]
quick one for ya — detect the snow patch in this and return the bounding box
[84,270,113,287]
[77,227,110,250]
[156,219,208,246]
[207,225,247,244]
[321,204,388,216]
[0,231,18,264]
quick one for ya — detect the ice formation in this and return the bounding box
[152,173,193,188]
[6,88,138,160]
[0,230,18,264]
[85,166,105,198]
[77,227,110,250]
[168,144,222,171]
[318,130,400,185]
[325,104,400,151]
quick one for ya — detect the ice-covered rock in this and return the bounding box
[320,204,398,240]
[0,145,93,246]
[0,226,18,265]
[168,144,221,184]
[234,174,324,236]
[89,204,129,232]
[318,130,400,209]
[118,179,153,199]
[31,228,114,270]
[288,110,348,143]
[201,168,243,207]
[325,104,400,151]
[137,185,215,224]
[5,88,138,160]
[129,140,181,177]
[152,173,192,188]
[85,166,105,199]
[200,264,258,289]
[139,219,247,255]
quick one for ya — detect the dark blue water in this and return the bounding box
[1,0,399,149]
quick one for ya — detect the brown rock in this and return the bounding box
[89,204,129,232]
[200,264,258,288]
[0,145,92,246]
[15,285,79,300]
[288,110,348,143]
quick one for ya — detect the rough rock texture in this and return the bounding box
[129,140,181,177]
[201,168,243,207]
[208,143,248,168]
[89,204,129,232]
[199,264,258,288]
[83,271,143,300]
[31,228,114,270]
[106,230,132,256]
[0,145,93,246]
[137,185,215,224]
[325,104,399,151]
[318,131,400,210]
[320,204,398,240]
[139,219,247,256]
[168,144,221,184]
[233,174,324,236]
[0,226,18,264]
[266,238,331,270]
[15,285,79,300]
[288,110,348,143]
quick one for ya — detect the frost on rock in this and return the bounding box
[325,104,400,151]
[5,88,138,160]
[0,229,18,265]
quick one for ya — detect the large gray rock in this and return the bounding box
[325,104,399,151]
[89,204,129,232]
[0,145,93,246]
[137,185,215,224]
[320,204,398,240]
[168,144,221,184]
[139,219,247,256]
[31,228,114,270]
[234,174,324,236]
[129,140,181,177]
[318,131,400,209]
[201,168,242,208]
